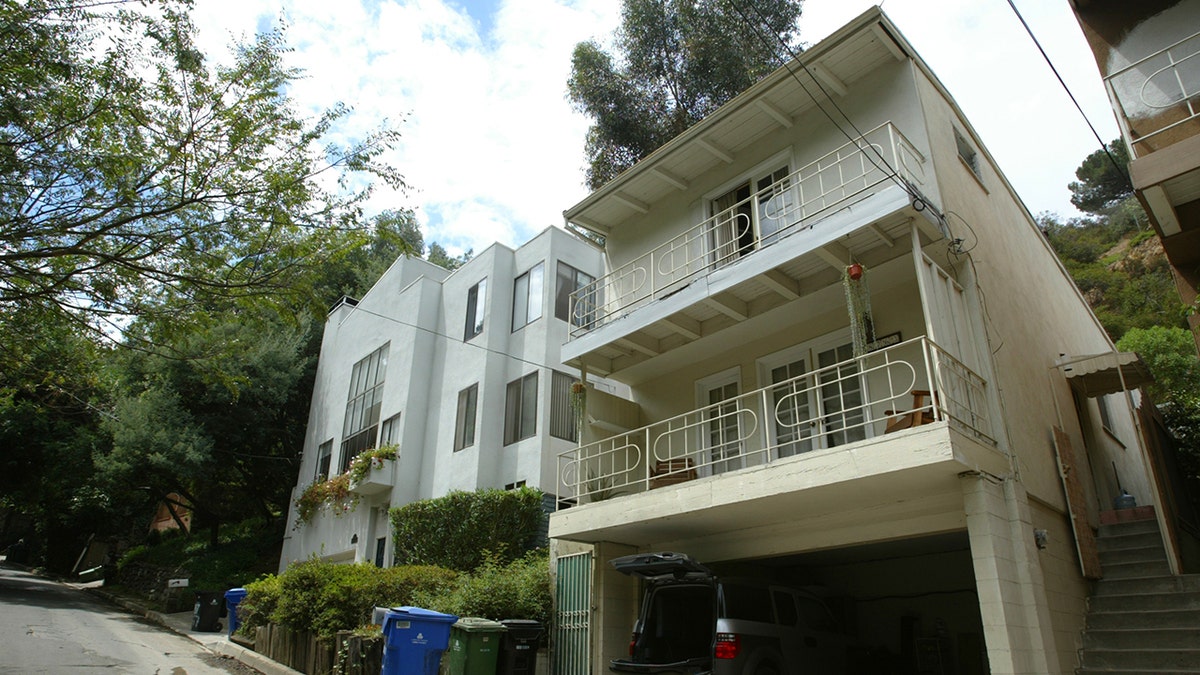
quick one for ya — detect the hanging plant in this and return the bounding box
[843,262,875,357]
[570,381,587,435]
[347,445,398,485]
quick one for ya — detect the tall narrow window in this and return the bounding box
[454,384,479,451]
[504,372,539,445]
[512,262,544,331]
[341,344,388,472]
[550,371,579,442]
[954,127,981,180]
[555,262,595,327]
[464,278,487,340]
[756,166,792,245]
[710,183,753,266]
[315,440,333,481]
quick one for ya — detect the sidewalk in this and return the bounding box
[84,585,302,675]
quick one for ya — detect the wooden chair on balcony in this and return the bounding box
[884,390,936,433]
[650,458,697,489]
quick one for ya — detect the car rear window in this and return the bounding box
[640,584,715,661]
[721,583,774,623]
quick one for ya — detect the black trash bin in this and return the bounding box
[192,591,223,632]
[497,620,542,675]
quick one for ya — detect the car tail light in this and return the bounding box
[629,632,639,656]
[715,632,741,659]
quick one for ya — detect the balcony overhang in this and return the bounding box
[549,424,1006,552]
[1130,133,1200,265]
[563,187,944,381]
[563,8,910,237]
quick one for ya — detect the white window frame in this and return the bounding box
[512,262,544,331]
[695,367,743,475]
[555,261,595,327]
[704,149,795,266]
[464,278,487,341]
[757,329,871,456]
[454,384,479,451]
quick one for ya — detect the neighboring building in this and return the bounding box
[547,8,1187,675]
[1069,0,1200,349]
[279,226,605,568]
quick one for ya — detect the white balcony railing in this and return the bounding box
[1105,28,1200,153]
[556,336,992,506]
[568,122,927,338]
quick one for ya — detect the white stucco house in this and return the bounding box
[545,7,1188,675]
[279,226,606,568]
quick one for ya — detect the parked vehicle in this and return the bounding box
[610,552,856,675]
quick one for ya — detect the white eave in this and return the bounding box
[562,6,913,236]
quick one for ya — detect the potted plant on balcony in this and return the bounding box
[294,473,358,528]
[347,445,399,486]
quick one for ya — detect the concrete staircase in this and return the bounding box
[1078,512,1200,674]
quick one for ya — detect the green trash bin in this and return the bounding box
[442,617,507,675]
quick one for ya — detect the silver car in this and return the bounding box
[609,552,857,675]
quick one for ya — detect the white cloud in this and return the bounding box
[192,0,1115,260]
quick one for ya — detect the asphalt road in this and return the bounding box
[0,564,258,674]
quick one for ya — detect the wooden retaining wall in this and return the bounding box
[253,624,382,675]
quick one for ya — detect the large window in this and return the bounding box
[504,372,538,445]
[512,262,544,331]
[464,278,487,340]
[555,262,594,327]
[550,371,579,442]
[340,344,388,472]
[454,384,479,451]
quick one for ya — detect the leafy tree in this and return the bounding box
[1117,326,1200,478]
[568,0,803,189]
[427,242,474,271]
[100,310,314,545]
[0,0,404,341]
[1068,138,1133,215]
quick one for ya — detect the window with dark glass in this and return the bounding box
[512,262,544,331]
[550,371,579,442]
[454,384,478,451]
[464,278,487,340]
[555,262,595,326]
[340,344,388,472]
[380,412,401,446]
[504,372,538,444]
[315,440,333,481]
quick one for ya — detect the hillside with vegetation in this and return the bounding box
[1042,140,1198,484]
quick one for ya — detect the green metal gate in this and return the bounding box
[554,551,592,674]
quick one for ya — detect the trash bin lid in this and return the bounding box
[224,588,248,599]
[389,606,459,623]
[454,617,507,633]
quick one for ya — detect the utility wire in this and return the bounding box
[1004,0,1131,184]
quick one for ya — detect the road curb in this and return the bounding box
[87,588,302,675]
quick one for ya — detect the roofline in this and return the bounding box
[562,5,893,225]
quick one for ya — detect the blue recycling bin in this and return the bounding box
[224,588,248,636]
[381,606,459,675]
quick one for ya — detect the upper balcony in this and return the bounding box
[1105,26,1200,159]
[563,122,947,377]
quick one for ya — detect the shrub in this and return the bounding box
[390,486,545,571]
[246,560,459,637]
[413,550,551,627]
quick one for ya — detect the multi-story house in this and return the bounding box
[279,226,605,568]
[1070,0,1200,349]
[546,8,1180,675]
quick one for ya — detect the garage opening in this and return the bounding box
[704,531,986,674]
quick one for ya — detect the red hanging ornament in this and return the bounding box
[847,262,863,280]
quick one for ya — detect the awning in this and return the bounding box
[1058,351,1154,397]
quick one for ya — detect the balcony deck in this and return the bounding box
[554,337,1000,538]
[563,124,948,376]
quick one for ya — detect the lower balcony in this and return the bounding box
[554,336,1003,540]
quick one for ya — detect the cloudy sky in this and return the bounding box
[191,0,1118,257]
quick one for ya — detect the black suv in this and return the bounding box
[610,552,856,675]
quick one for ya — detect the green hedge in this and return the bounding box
[390,486,544,571]
[239,561,458,637]
[413,549,551,628]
